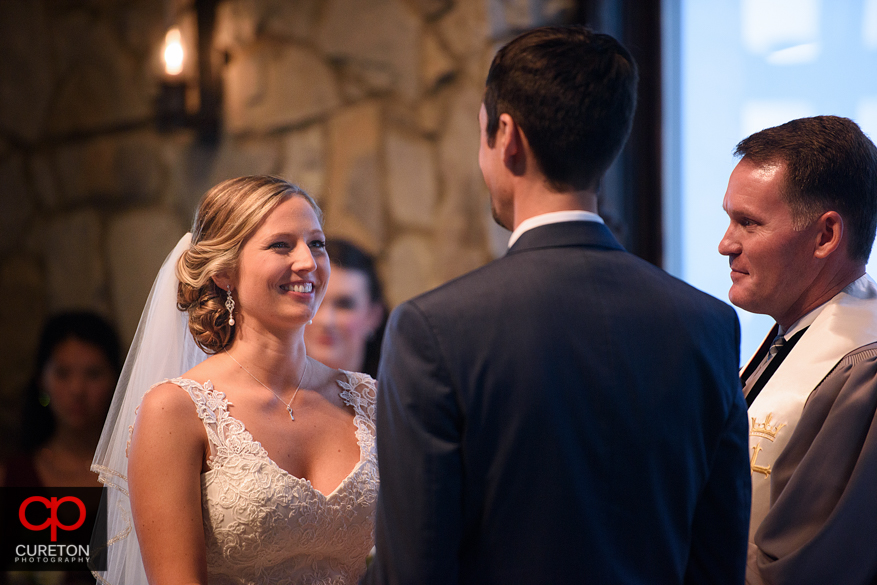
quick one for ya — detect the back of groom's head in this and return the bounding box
[483,25,638,193]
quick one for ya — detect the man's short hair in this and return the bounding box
[483,26,638,192]
[735,116,877,263]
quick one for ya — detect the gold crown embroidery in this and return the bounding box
[750,412,787,478]
[750,412,786,441]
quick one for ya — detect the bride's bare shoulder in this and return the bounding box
[129,381,209,464]
[139,354,222,408]
[136,378,210,434]
[142,379,197,407]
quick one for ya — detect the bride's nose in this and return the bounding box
[291,241,317,273]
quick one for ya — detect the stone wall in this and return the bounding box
[0,0,574,447]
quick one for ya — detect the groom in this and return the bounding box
[364,26,750,584]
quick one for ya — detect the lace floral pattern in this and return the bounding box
[168,371,378,585]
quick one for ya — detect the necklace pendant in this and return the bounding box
[287,405,295,421]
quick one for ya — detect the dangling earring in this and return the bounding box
[225,285,236,326]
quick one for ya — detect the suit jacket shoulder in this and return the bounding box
[407,221,736,333]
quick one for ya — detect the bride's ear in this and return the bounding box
[212,272,232,292]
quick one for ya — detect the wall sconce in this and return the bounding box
[157,27,187,130]
[156,0,221,143]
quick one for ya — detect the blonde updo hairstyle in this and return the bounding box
[176,175,323,354]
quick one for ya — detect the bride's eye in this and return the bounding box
[268,241,290,250]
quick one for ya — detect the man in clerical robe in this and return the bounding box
[719,115,877,585]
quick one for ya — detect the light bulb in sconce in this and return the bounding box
[157,26,187,131]
[163,27,184,76]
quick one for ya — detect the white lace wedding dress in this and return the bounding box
[165,370,378,585]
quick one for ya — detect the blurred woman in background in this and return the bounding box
[1,311,121,488]
[305,239,387,377]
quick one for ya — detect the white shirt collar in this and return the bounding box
[507,210,604,248]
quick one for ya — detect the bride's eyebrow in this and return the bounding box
[299,228,326,239]
[260,229,325,240]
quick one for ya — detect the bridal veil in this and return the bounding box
[90,233,208,584]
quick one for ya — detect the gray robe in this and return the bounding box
[748,341,877,584]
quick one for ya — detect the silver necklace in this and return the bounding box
[224,349,309,421]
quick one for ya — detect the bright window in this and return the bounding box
[667,0,877,361]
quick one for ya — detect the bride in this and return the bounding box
[91,176,378,585]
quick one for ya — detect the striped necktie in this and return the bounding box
[745,327,809,407]
[768,333,785,360]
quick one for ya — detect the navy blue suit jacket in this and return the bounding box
[365,221,750,584]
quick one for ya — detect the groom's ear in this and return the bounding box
[496,113,518,163]
[499,114,529,177]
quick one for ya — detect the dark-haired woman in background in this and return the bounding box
[305,239,387,377]
[1,311,121,488]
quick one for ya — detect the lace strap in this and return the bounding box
[166,378,232,461]
[338,372,377,461]
[338,372,376,420]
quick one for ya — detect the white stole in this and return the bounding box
[746,275,877,541]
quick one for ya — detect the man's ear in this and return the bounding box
[498,113,526,175]
[814,211,844,259]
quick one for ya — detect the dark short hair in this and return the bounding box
[735,116,877,263]
[20,311,122,451]
[326,239,385,307]
[483,25,638,192]
[325,239,387,378]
